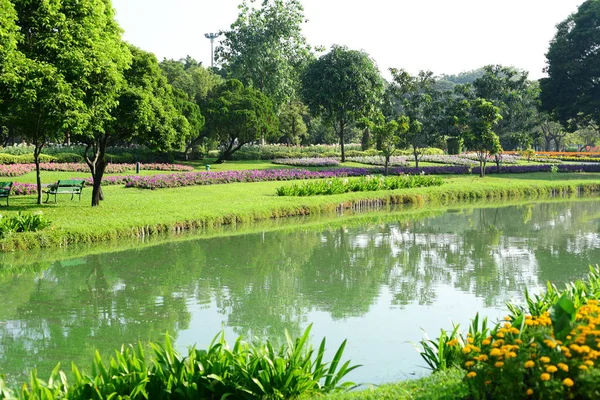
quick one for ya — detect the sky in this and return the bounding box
[111,0,585,80]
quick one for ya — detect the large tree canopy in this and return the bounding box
[216,0,312,108]
[301,46,384,162]
[203,79,278,162]
[540,0,600,132]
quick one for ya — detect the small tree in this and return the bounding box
[203,79,278,162]
[464,98,503,177]
[301,46,384,162]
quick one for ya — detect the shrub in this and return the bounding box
[0,154,18,164]
[420,266,600,400]
[53,152,84,163]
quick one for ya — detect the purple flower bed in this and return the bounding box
[124,164,600,190]
[0,163,195,176]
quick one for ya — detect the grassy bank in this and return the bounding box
[1,168,600,251]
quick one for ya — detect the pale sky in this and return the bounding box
[111,0,585,80]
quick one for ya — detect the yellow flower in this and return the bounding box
[557,363,569,372]
[540,356,551,364]
[465,361,474,367]
[524,360,535,368]
[462,347,471,354]
[495,361,504,368]
[579,365,588,371]
[447,339,459,346]
[563,378,574,387]
[467,371,477,378]
[496,332,505,338]
[526,388,534,396]
[546,365,558,373]
[489,348,501,357]
[482,339,491,346]
[540,373,551,381]
[584,360,594,366]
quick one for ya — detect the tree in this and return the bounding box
[215,0,313,109]
[389,69,442,167]
[361,113,410,175]
[301,46,384,162]
[464,98,503,177]
[278,101,308,145]
[540,0,600,133]
[80,45,190,206]
[1,0,87,204]
[473,65,539,149]
[203,79,278,162]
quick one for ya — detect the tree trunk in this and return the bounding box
[384,155,389,176]
[413,147,419,169]
[84,135,109,207]
[495,154,501,173]
[34,141,44,205]
[339,120,346,163]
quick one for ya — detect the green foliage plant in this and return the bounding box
[0,212,51,238]
[0,325,357,400]
[276,175,444,196]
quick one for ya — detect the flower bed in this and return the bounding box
[0,163,194,177]
[272,157,340,167]
[420,155,478,166]
[346,156,409,166]
[123,164,600,190]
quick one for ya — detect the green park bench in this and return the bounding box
[44,179,85,203]
[0,182,13,206]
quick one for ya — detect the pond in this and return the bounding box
[0,198,599,386]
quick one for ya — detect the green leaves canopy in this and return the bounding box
[301,46,384,162]
[204,79,278,161]
[540,0,600,132]
[216,0,312,108]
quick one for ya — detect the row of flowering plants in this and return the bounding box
[420,266,600,399]
[124,164,600,190]
[346,156,409,166]
[0,163,194,177]
[272,157,340,167]
[420,155,479,166]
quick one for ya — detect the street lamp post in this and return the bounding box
[204,32,220,68]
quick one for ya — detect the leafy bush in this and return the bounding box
[14,154,57,163]
[0,325,357,399]
[0,212,51,238]
[275,175,444,196]
[0,154,18,164]
[53,152,85,163]
[420,266,600,400]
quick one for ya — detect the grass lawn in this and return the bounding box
[0,160,599,251]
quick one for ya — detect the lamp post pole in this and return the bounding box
[204,32,220,68]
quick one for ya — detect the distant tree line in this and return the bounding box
[1,0,599,203]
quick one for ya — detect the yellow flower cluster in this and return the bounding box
[461,301,600,396]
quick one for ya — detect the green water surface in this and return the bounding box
[0,199,599,385]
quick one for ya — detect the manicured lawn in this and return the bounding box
[1,163,600,251]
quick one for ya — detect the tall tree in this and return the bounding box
[215,0,312,109]
[203,79,278,162]
[464,98,503,177]
[473,65,539,149]
[278,101,308,145]
[79,45,190,206]
[540,0,600,133]
[301,46,384,162]
[361,113,410,175]
[1,0,86,204]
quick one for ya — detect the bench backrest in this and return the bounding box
[56,180,85,187]
[0,182,12,194]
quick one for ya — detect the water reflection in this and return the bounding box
[0,199,599,384]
